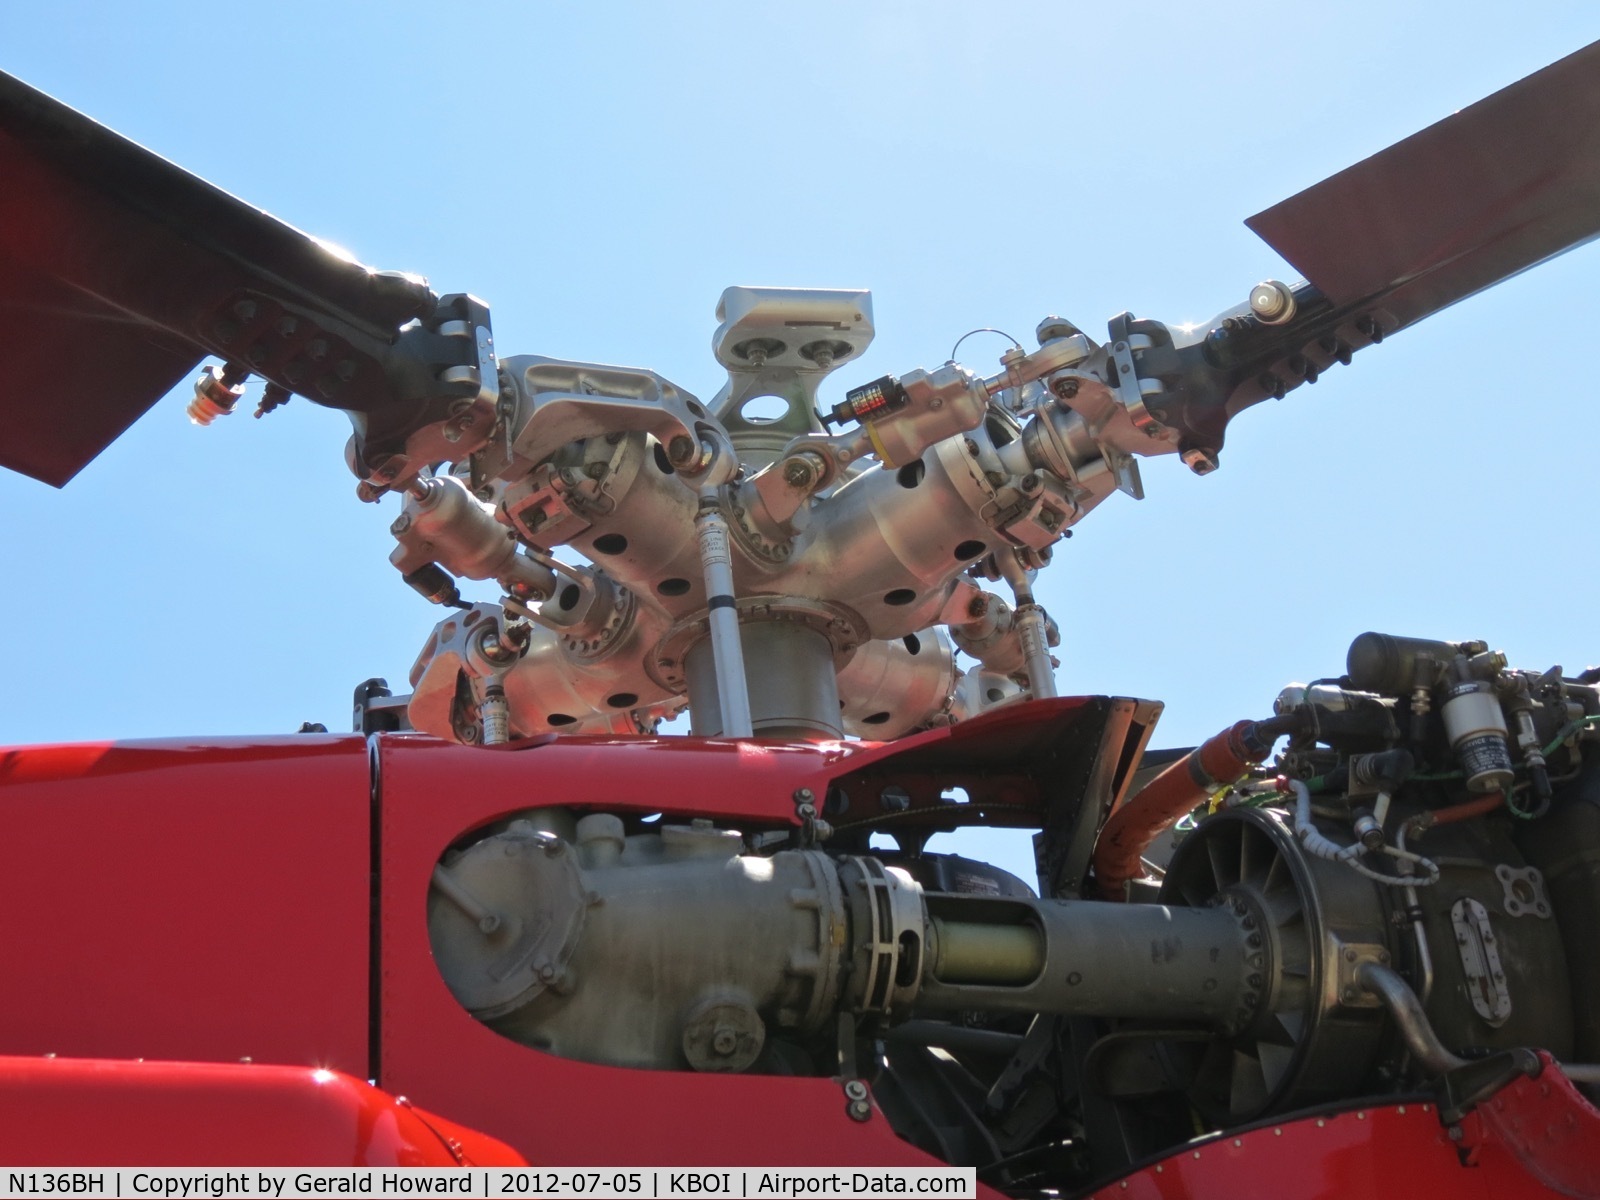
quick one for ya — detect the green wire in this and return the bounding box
[1543,712,1600,758]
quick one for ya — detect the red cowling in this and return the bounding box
[3,717,1599,1195]
[0,1055,525,1166]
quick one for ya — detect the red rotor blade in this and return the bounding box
[1246,40,1600,332]
[0,70,433,486]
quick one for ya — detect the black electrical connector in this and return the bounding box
[403,563,470,609]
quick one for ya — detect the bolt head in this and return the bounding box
[1249,280,1297,324]
[782,459,814,488]
[1181,447,1219,475]
[667,435,696,465]
[711,1028,738,1055]
[843,1080,869,1101]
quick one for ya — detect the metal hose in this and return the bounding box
[1355,961,1466,1075]
[1092,718,1289,898]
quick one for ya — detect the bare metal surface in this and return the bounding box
[391,285,1200,745]
[1355,961,1468,1075]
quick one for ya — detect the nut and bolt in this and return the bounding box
[1248,280,1296,325]
[711,1028,739,1056]
[782,457,816,489]
[1181,447,1219,475]
[667,435,697,466]
[843,1080,871,1122]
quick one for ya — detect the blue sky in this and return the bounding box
[3,3,1597,875]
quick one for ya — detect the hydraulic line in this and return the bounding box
[1396,791,1504,1007]
[1093,717,1289,898]
[1411,790,1505,832]
[1394,822,1435,1005]
[1359,963,1600,1085]
[1356,962,1466,1075]
[1288,778,1439,887]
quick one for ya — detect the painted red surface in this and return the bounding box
[1084,1078,1600,1198]
[0,1055,524,1165]
[1465,1054,1600,1196]
[0,737,372,1076]
[1,716,1595,1194]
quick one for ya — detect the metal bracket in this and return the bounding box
[1333,939,1391,1009]
[1108,333,1163,438]
[1495,863,1552,920]
[1437,1048,1542,1126]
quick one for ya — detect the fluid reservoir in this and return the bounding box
[1440,681,1514,792]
